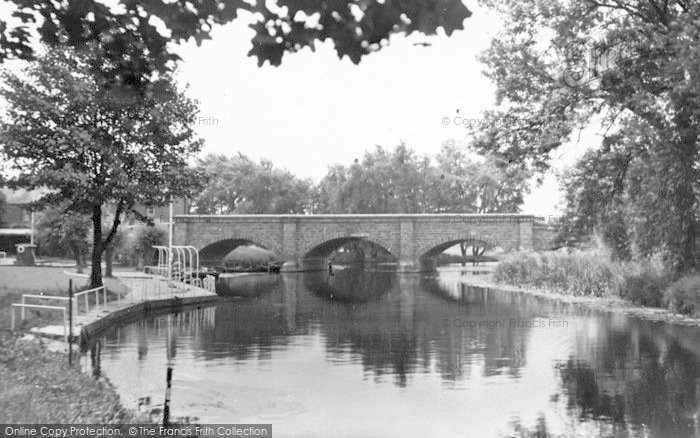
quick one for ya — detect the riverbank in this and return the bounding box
[458,272,700,327]
[0,330,146,422]
[0,265,177,423]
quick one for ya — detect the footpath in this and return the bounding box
[23,272,219,343]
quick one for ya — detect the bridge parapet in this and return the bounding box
[174,214,543,272]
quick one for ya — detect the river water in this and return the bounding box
[83,267,700,437]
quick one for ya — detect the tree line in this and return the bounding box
[192,141,529,216]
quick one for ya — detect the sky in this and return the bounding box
[169,2,589,217]
[0,0,593,217]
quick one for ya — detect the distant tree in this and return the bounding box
[0,0,471,92]
[193,153,312,214]
[434,142,529,214]
[317,142,529,216]
[34,205,91,272]
[131,224,167,271]
[0,47,204,288]
[317,143,430,214]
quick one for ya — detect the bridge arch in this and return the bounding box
[198,236,281,268]
[301,233,397,260]
[418,234,500,260]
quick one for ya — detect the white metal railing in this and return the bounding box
[127,278,188,302]
[20,294,70,319]
[11,303,68,342]
[143,265,168,276]
[152,245,200,284]
[74,285,112,316]
[203,275,216,293]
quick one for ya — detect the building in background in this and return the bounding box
[1,185,191,256]
[0,188,34,254]
[128,198,190,224]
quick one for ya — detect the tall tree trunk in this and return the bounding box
[460,242,467,266]
[72,243,83,274]
[671,110,698,274]
[105,246,114,278]
[90,205,103,288]
[674,151,697,273]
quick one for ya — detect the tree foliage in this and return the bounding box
[0,46,204,287]
[34,204,91,270]
[192,153,312,214]
[476,0,700,272]
[124,223,167,270]
[316,141,530,214]
[0,0,472,92]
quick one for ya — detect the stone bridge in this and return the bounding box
[173,214,558,272]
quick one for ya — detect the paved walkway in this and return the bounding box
[29,275,218,339]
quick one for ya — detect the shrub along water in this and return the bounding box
[495,246,700,316]
[664,275,700,316]
[494,248,669,299]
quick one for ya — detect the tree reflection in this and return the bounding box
[557,323,700,438]
[216,274,282,297]
[303,270,395,303]
[96,271,700,437]
[500,415,557,438]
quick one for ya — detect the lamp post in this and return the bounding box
[168,195,173,282]
[29,190,35,245]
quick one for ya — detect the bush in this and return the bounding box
[494,249,621,297]
[494,247,671,301]
[223,245,276,269]
[119,223,167,268]
[619,272,670,307]
[664,275,700,316]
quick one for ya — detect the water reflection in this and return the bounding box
[86,270,700,437]
[303,270,395,302]
[216,273,282,297]
[556,324,700,437]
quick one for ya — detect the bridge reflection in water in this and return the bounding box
[84,269,700,437]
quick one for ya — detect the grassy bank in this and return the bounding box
[0,266,131,331]
[0,331,145,423]
[493,248,700,317]
[0,266,144,423]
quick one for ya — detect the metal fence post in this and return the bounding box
[68,279,73,365]
[62,309,68,344]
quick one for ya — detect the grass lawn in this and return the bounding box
[0,266,130,331]
[0,265,146,423]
